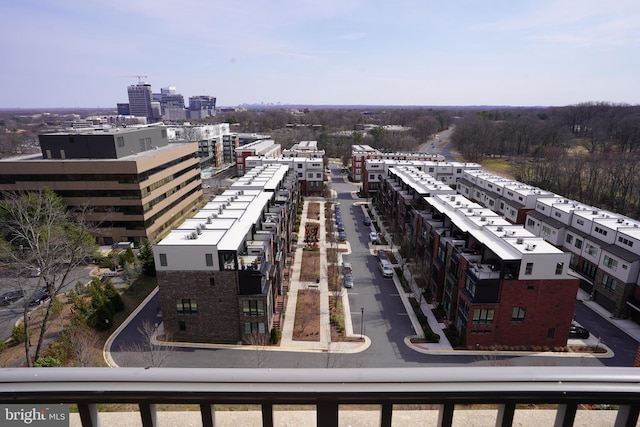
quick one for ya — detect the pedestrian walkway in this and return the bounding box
[278,197,370,353]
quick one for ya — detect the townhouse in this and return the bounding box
[376,165,578,347]
[154,164,299,343]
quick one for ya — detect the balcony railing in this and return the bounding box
[1,367,639,427]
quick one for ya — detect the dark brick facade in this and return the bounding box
[465,278,579,347]
[158,270,243,343]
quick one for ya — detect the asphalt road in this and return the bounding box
[0,266,93,341]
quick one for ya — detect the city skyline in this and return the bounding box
[2,0,640,108]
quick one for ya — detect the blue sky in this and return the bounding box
[2,0,639,108]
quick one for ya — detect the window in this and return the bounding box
[465,277,476,297]
[618,236,634,248]
[541,225,551,237]
[243,300,265,316]
[594,226,608,236]
[244,322,266,334]
[602,274,617,291]
[297,163,303,169]
[575,239,582,249]
[159,253,167,267]
[581,261,597,278]
[176,298,198,314]
[527,218,535,227]
[547,328,555,339]
[586,244,597,256]
[604,255,618,271]
[205,253,214,267]
[512,306,526,322]
[178,321,186,331]
[472,308,494,324]
[117,136,125,147]
[555,262,564,275]
[369,174,375,180]
[209,277,215,286]
[565,234,573,244]
[576,218,584,226]
[525,262,533,275]
[554,212,561,218]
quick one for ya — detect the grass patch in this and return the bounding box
[480,158,514,178]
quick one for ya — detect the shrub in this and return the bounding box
[68,289,79,304]
[270,327,282,345]
[0,340,7,352]
[425,331,440,343]
[34,356,63,367]
[11,324,25,344]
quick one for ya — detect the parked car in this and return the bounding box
[0,290,24,306]
[569,324,590,339]
[337,222,345,232]
[369,231,379,243]
[338,231,347,241]
[29,288,50,306]
[342,261,352,274]
[379,259,394,278]
[363,216,371,226]
[343,273,354,288]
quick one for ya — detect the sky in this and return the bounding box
[2,0,640,108]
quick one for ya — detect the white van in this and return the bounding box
[379,259,393,278]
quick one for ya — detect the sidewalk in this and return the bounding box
[577,288,640,342]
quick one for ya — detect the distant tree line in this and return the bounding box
[451,102,640,218]
[218,107,453,162]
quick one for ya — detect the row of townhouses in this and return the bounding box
[457,169,640,322]
[376,164,578,347]
[153,164,299,342]
[351,144,446,182]
[372,159,640,347]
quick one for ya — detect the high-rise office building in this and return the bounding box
[188,95,216,120]
[127,83,155,122]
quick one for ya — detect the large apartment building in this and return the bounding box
[376,164,578,347]
[154,164,299,343]
[0,127,202,246]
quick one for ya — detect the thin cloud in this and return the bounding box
[338,32,366,41]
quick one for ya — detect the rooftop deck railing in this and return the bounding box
[1,366,639,427]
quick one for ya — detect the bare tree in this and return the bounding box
[135,320,175,367]
[243,333,272,367]
[121,259,143,288]
[66,320,100,367]
[0,189,97,366]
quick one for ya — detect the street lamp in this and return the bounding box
[360,308,364,340]
[105,319,110,336]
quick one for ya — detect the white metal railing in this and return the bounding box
[1,366,639,427]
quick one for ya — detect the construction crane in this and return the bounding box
[122,75,148,84]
